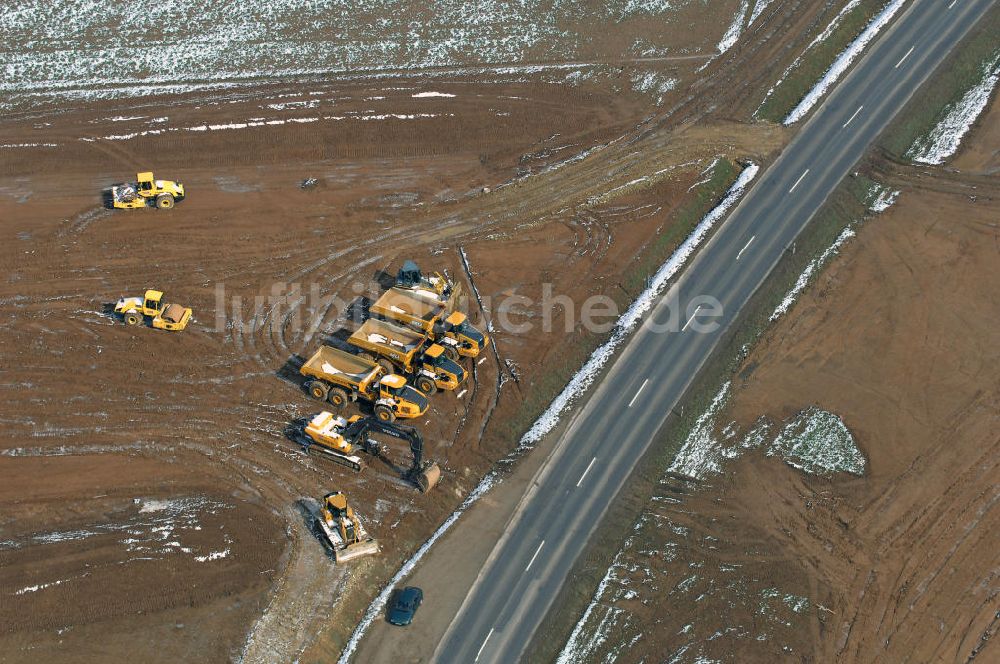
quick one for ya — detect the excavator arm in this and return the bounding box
[341,416,438,491]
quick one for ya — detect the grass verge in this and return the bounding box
[498,158,738,442]
[756,0,889,123]
[880,6,1000,158]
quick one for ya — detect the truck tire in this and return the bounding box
[378,358,395,374]
[124,312,141,326]
[308,381,329,401]
[374,405,395,423]
[415,375,437,395]
[156,193,175,209]
[328,388,349,409]
[442,345,460,361]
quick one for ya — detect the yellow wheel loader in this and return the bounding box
[300,412,441,491]
[315,492,379,563]
[111,171,185,209]
[114,289,192,331]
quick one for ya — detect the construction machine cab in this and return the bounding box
[143,289,164,315]
[376,374,429,421]
[137,172,155,191]
[422,344,465,383]
[396,260,423,289]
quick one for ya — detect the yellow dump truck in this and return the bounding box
[370,287,489,359]
[347,318,465,394]
[299,345,428,422]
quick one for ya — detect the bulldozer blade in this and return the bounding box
[333,539,380,563]
[415,463,441,492]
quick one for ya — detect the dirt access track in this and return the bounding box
[0,1,850,660]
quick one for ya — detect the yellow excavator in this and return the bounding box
[114,289,192,331]
[315,492,379,563]
[301,412,441,491]
[111,171,185,209]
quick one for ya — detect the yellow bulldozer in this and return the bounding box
[111,171,185,209]
[114,289,192,331]
[315,492,379,563]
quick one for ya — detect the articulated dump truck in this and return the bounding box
[370,287,489,359]
[299,345,428,422]
[347,318,465,394]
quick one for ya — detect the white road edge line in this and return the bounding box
[843,105,864,128]
[525,541,545,572]
[475,628,494,662]
[736,235,756,261]
[948,0,957,8]
[681,305,703,331]
[628,379,649,407]
[789,169,809,193]
[577,457,597,487]
[895,45,915,68]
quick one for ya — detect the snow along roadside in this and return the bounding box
[784,0,907,125]
[520,161,759,446]
[337,162,758,662]
[908,52,1000,164]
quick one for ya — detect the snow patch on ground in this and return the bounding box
[411,91,455,98]
[908,52,1000,165]
[630,70,678,105]
[717,0,750,55]
[666,383,732,479]
[14,577,72,595]
[749,0,776,25]
[784,0,906,124]
[520,162,759,446]
[869,187,899,213]
[770,226,855,322]
[195,548,230,562]
[754,0,863,117]
[770,182,897,322]
[83,112,447,141]
[768,407,866,475]
[556,553,628,664]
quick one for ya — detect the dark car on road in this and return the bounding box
[387,586,423,626]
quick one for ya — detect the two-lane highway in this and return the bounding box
[435,0,997,661]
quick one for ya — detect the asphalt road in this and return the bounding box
[433,0,998,662]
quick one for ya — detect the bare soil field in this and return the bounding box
[0,74,788,664]
[0,1,873,661]
[556,88,1000,663]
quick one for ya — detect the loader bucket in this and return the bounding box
[416,463,441,492]
[334,538,380,563]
